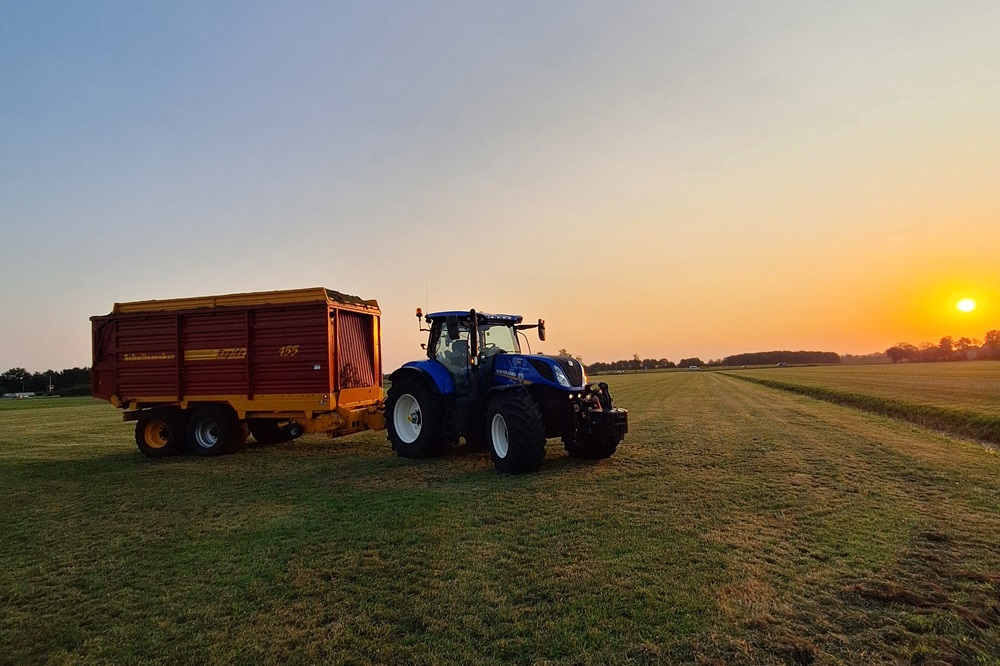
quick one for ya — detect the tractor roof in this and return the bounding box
[426,311,523,325]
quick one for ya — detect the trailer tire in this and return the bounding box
[563,434,619,460]
[135,408,186,458]
[386,377,447,458]
[248,419,291,445]
[187,405,238,456]
[487,390,546,474]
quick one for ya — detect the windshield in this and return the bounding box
[480,323,520,356]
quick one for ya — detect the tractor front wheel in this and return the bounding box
[487,391,546,474]
[386,377,447,458]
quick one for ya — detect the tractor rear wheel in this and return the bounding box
[186,405,239,456]
[487,390,546,474]
[135,408,186,458]
[386,376,447,458]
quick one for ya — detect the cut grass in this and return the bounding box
[733,361,1000,418]
[1,374,999,664]
[0,396,101,411]
[727,370,1000,446]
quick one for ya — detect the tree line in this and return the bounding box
[885,331,1000,363]
[583,355,679,374]
[0,367,92,396]
[580,350,841,373]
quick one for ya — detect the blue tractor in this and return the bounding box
[386,309,628,473]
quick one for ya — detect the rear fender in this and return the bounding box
[390,361,456,396]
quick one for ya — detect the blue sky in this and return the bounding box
[2,1,999,371]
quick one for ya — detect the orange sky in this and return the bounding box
[1,2,998,371]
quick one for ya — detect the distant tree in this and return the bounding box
[1,367,30,393]
[955,337,978,351]
[885,346,906,363]
[938,336,955,361]
[885,342,918,363]
[982,330,1000,359]
[658,358,675,369]
[912,342,934,362]
[679,357,703,367]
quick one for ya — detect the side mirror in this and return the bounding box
[446,315,460,341]
[538,319,546,342]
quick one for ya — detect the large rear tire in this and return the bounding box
[134,408,186,458]
[487,390,546,474]
[186,405,238,457]
[386,376,448,458]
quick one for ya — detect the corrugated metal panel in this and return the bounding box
[181,310,248,395]
[337,310,376,388]
[91,318,118,400]
[250,304,330,395]
[115,315,179,397]
[91,290,380,403]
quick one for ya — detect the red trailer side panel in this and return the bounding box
[181,309,251,397]
[91,288,381,413]
[115,315,179,398]
[91,288,382,414]
[249,303,331,396]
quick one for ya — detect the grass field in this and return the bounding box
[2,374,999,664]
[726,362,1000,446]
[729,361,1000,418]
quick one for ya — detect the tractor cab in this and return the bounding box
[422,310,542,393]
[386,308,628,473]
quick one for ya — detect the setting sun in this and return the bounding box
[957,298,977,313]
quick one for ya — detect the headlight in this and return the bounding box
[552,365,571,388]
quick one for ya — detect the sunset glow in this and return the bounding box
[1,4,999,372]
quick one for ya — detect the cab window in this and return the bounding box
[432,323,471,390]
[480,323,520,356]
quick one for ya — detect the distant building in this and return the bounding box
[2,392,35,399]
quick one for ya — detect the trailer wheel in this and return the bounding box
[135,409,186,458]
[563,434,619,460]
[247,419,291,445]
[386,376,447,458]
[187,405,238,456]
[487,390,546,474]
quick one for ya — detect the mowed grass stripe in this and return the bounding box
[2,374,999,663]
[732,361,1000,418]
[725,372,1000,445]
